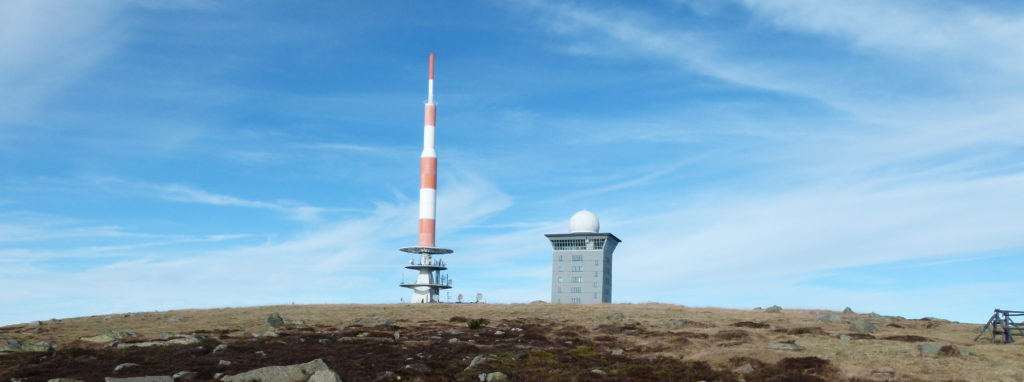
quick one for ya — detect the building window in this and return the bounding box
[558,277,563,283]
[593,282,598,288]
[585,239,605,250]
[570,287,581,293]
[570,297,581,303]
[593,271,598,277]
[593,292,597,298]
[552,239,587,250]
[571,277,583,283]
[594,260,598,266]
[571,266,582,272]
[557,287,562,293]
[558,255,563,261]
[558,266,563,272]
[572,255,583,261]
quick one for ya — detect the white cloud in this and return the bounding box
[0,171,513,325]
[0,0,122,122]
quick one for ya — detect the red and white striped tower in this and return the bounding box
[400,53,453,303]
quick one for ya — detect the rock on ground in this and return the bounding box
[767,343,806,351]
[47,379,84,382]
[607,313,625,322]
[172,371,198,380]
[113,363,139,373]
[843,307,855,314]
[849,318,878,334]
[765,305,783,313]
[104,377,173,382]
[817,313,844,323]
[267,313,285,328]
[307,370,343,382]
[480,372,508,382]
[918,342,970,356]
[2,340,53,352]
[221,358,331,382]
[465,354,496,371]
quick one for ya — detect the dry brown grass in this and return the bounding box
[2,303,1024,381]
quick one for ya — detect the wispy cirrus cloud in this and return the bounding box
[0,170,513,325]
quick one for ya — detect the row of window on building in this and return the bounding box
[551,238,606,251]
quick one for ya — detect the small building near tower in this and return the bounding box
[547,210,621,304]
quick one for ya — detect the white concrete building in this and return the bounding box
[547,210,621,304]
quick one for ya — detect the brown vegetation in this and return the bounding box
[1,303,1023,381]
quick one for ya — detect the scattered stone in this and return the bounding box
[47,379,83,382]
[817,313,844,323]
[918,342,970,357]
[737,364,755,373]
[493,330,505,335]
[607,313,625,322]
[267,313,285,328]
[767,342,806,351]
[393,331,400,340]
[356,332,370,337]
[114,363,139,373]
[104,377,173,382]
[376,317,396,326]
[871,370,895,377]
[610,348,624,356]
[849,318,878,334]
[116,335,203,349]
[212,343,228,354]
[213,374,224,380]
[255,350,267,357]
[842,307,855,314]
[482,372,508,382]
[753,307,763,310]
[221,358,331,382]
[839,334,852,341]
[465,354,496,371]
[318,338,331,345]
[263,328,280,337]
[171,371,197,380]
[449,338,459,343]
[307,370,343,382]
[2,340,53,353]
[218,360,232,367]
[765,305,783,313]
[81,330,135,343]
[591,369,607,376]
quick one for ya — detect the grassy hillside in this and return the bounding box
[1,303,1021,381]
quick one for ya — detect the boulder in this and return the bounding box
[221,358,331,382]
[839,334,852,341]
[918,342,970,356]
[610,348,624,356]
[114,363,139,373]
[104,377,173,382]
[767,342,806,351]
[842,307,855,314]
[267,313,285,328]
[219,360,232,367]
[817,313,844,323]
[212,343,229,354]
[307,370,342,382]
[481,372,508,382]
[81,330,135,343]
[607,313,625,322]
[171,371,197,380]
[2,340,53,352]
[849,318,878,334]
[465,354,496,371]
[765,305,783,313]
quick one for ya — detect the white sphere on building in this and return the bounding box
[569,210,600,233]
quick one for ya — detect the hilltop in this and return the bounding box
[1,303,1021,381]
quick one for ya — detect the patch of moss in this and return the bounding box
[567,345,599,357]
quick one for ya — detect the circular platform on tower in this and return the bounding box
[400,246,454,254]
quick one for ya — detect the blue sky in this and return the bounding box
[2,0,1023,325]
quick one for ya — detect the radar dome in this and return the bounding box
[569,210,600,233]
